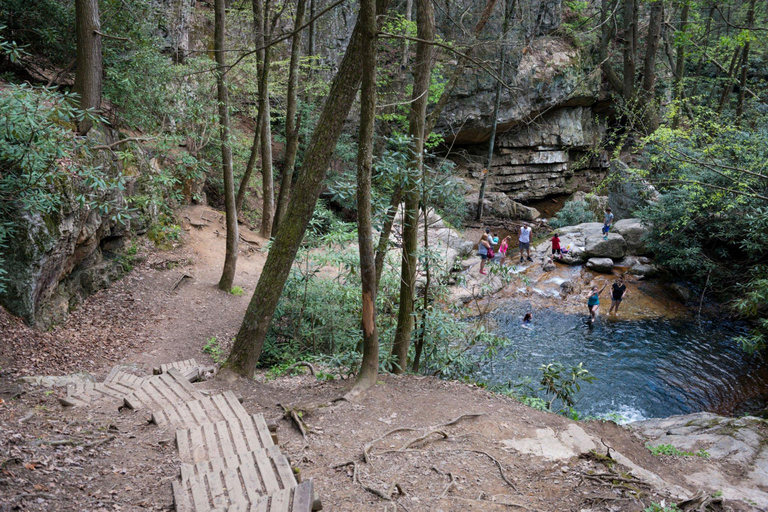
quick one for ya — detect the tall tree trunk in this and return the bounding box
[274,0,307,232]
[259,0,275,238]
[351,0,379,393]
[391,0,435,374]
[640,0,663,132]
[374,188,402,288]
[716,46,741,114]
[671,0,689,129]
[73,0,102,135]
[622,0,637,100]
[735,0,756,124]
[235,0,268,214]
[476,0,510,221]
[215,0,238,291]
[689,4,715,101]
[599,0,624,95]
[227,0,392,378]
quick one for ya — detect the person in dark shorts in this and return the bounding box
[477,233,492,275]
[518,222,533,263]
[602,207,614,240]
[551,233,562,257]
[609,277,627,315]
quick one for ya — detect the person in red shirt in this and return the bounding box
[551,233,562,258]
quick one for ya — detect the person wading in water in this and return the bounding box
[586,282,607,324]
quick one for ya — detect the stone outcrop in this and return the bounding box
[605,160,661,218]
[465,191,541,221]
[631,413,768,509]
[613,218,651,255]
[584,233,627,259]
[586,257,614,273]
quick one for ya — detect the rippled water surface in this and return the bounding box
[478,305,768,421]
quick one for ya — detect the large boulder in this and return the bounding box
[613,218,651,255]
[584,233,627,259]
[465,192,540,221]
[586,257,614,273]
[432,227,474,258]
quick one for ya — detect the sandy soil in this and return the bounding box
[0,206,747,511]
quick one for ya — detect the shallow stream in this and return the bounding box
[477,304,768,421]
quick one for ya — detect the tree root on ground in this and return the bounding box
[284,361,316,376]
[677,490,726,511]
[333,461,402,502]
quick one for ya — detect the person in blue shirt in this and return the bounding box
[586,282,607,323]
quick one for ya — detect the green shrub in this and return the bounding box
[549,200,598,228]
[230,286,244,296]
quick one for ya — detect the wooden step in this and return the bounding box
[59,376,142,407]
[123,369,204,411]
[175,415,274,465]
[152,390,247,427]
[172,478,314,512]
[155,359,199,375]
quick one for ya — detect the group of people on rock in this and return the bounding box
[477,206,625,325]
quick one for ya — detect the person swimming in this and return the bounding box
[522,312,533,329]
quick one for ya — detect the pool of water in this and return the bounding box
[477,304,768,421]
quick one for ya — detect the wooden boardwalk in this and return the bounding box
[57,360,319,511]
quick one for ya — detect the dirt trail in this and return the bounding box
[0,206,760,511]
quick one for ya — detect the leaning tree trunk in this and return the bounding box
[227,0,392,378]
[214,0,238,291]
[73,0,102,135]
[351,0,379,394]
[735,0,756,125]
[391,0,435,374]
[273,0,307,232]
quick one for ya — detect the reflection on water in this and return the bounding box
[478,304,768,420]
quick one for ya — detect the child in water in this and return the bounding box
[522,312,533,329]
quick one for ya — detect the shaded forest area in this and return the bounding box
[1,0,768,386]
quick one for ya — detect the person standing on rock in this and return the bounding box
[586,282,607,324]
[609,277,627,315]
[518,222,533,264]
[478,233,492,275]
[602,207,614,240]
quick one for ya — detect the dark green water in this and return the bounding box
[479,305,768,421]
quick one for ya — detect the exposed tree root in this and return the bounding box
[284,361,316,376]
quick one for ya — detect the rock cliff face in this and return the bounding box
[439,34,608,205]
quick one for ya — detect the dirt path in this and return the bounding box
[0,206,760,511]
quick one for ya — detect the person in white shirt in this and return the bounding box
[518,222,532,263]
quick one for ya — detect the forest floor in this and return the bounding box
[0,205,755,511]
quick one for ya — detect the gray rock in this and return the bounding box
[584,233,627,259]
[559,246,587,265]
[586,257,614,273]
[627,263,659,278]
[560,280,575,294]
[465,192,540,221]
[669,283,693,302]
[613,218,651,255]
[432,227,474,258]
[542,260,556,272]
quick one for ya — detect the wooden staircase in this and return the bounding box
[59,360,320,511]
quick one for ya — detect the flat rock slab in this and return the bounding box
[502,424,596,460]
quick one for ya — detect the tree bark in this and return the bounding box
[374,188,402,288]
[622,0,637,100]
[671,0,689,129]
[640,0,663,132]
[274,0,307,232]
[599,0,624,95]
[258,0,275,238]
[227,0,392,378]
[351,0,379,393]
[391,0,435,374]
[73,0,102,135]
[735,0,756,124]
[214,0,238,291]
[476,0,510,221]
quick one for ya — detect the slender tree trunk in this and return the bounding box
[412,203,430,373]
[215,0,238,291]
[735,0,756,125]
[401,0,413,69]
[716,46,741,114]
[259,0,275,238]
[274,0,307,232]
[227,0,392,378]
[622,0,637,100]
[689,4,715,101]
[235,0,268,214]
[73,0,102,135]
[391,0,435,374]
[374,188,402,288]
[640,0,663,132]
[671,0,689,129]
[476,0,510,221]
[352,0,379,393]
